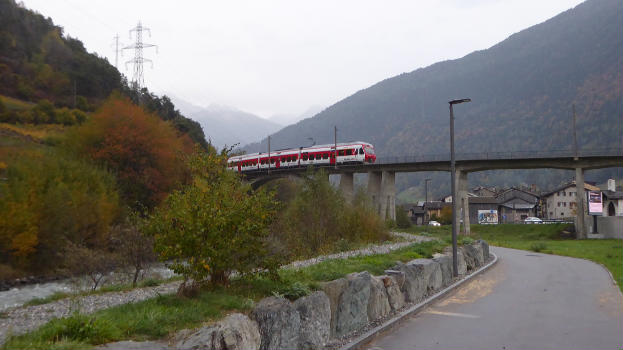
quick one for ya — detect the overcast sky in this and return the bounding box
[22,0,584,119]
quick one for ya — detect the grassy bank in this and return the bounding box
[3,240,445,350]
[402,224,622,292]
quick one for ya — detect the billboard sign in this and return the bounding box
[478,210,498,224]
[587,191,602,215]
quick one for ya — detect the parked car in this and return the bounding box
[428,220,441,227]
[524,217,543,224]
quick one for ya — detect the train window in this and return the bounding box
[359,148,364,155]
[338,150,345,156]
[322,153,328,159]
[270,158,275,164]
[302,153,308,161]
[316,154,321,160]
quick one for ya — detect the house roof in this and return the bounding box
[410,207,426,215]
[468,196,498,204]
[424,201,451,210]
[496,187,540,199]
[542,181,600,197]
[603,190,623,200]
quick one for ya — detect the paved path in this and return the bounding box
[365,246,623,350]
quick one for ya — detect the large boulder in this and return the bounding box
[476,240,490,261]
[176,313,261,350]
[462,244,483,270]
[432,254,453,287]
[384,269,405,288]
[380,274,405,311]
[367,275,391,321]
[409,259,442,292]
[392,261,426,303]
[320,277,348,337]
[251,297,300,350]
[443,246,467,275]
[335,271,371,337]
[293,291,331,350]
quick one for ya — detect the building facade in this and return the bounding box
[542,181,600,220]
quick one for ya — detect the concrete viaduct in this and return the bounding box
[245,149,622,237]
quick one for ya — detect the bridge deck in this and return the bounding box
[242,151,622,180]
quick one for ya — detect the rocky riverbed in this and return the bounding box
[0,232,436,345]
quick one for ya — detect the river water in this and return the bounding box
[0,265,176,311]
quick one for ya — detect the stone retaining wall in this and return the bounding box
[173,240,490,350]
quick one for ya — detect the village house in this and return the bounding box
[601,179,623,217]
[541,181,600,220]
[495,187,540,223]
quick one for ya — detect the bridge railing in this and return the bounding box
[374,147,623,164]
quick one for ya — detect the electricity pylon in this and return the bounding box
[122,21,158,90]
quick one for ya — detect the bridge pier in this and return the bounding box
[338,172,354,203]
[368,171,382,215]
[575,167,586,239]
[380,171,396,221]
[458,170,471,235]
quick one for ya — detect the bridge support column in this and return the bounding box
[368,171,382,216]
[575,167,586,239]
[339,172,354,203]
[458,170,471,235]
[380,171,396,221]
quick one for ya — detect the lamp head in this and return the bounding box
[449,98,471,105]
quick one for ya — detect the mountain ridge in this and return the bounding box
[242,0,622,198]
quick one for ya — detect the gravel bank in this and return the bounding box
[0,232,435,345]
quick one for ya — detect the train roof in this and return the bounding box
[229,141,373,160]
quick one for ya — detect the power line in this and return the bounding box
[122,21,158,90]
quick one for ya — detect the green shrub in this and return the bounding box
[139,278,160,287]
[41,313,119,344]
[274,281,311,300]
[271,171,389,260]
[530,242,548,252]
[146,150,279,286]
[395,204,412,229]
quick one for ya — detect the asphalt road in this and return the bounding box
[364,246,623,350]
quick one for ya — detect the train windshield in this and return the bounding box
[364,146,375,155]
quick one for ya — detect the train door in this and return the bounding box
[330,149,336,165]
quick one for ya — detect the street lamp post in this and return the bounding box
[425,178,431,223]
[449,98,471,277]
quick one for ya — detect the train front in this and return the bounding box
[363,144,376,163]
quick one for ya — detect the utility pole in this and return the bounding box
[572,104,578,160]
[123,21,158,91]
[425,178,431,224]
[267,136,271,175]
[334,126,337,169]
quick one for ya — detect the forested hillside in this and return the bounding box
[0,0,210,279]
[244,0,622,197]
[0,0,207,148]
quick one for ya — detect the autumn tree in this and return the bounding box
[66,94,194,208]
[145,150,278,288]
[0,151,120,271]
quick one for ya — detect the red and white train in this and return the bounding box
[227,141,376,173]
